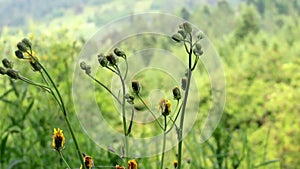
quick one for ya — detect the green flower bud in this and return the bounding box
[183,22,192,33]
[172,33,183,43]
[106,53,117,66]
[131,80,140,94]
[2,58,13,69]
[193,48,203,56]
[178,29,187,39]
[125,93,135,104]
[195,43,202,51]
[113,48,126,58]
[15,50,24,59]
[21,38,32,48]
[181,77,187,90]
[172,87,181,100]
[197,32,204,40]
[98,54,108,67]
[80,61,87,70]
[6,69,19,79]
[80,61,91,74]
[0,66,6,75]
[17,42,28,52]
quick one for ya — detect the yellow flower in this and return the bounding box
[80,153,93,169]
[52,128,65,151]
[173,160,178,168]
[115,165,126,169]
[128,159,138,169]
[159,98,172,116]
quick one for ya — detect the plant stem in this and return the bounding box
[160,116,167,169]
[58,150,71,169]
[115,66,128,158]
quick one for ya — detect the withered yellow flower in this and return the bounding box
[159,98,172,116]
[80,153,93,169]
[128,159,138,169]
[52,128,65,151]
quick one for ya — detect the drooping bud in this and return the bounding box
[2,58,13,69]
[197,32,204,40]
[193,43,204,56]
[106,53,117,66]
[98,53,108,67]
[183,22,193,33]
[80,61,91,74]
[17,42,28,52]
[15,50,24,59]
[172,87,181,100]
[178,29,187,39]
[113,48,126,58]
[0,67,6,75]
[29,61,41,72]
[6,69,19,79]
[21,38,32,48]
[171,33,183,43]
[125,93,135,104]
[131,80,140,94]
[181,77,187,90]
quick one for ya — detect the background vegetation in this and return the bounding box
[0,0,299,168]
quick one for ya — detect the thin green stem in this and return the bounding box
[19,75,51,92]
[137,94,164,130]
[58,150,71,169]
[115,65,128,158]
[160,116,167,169]
[87,74,121,105]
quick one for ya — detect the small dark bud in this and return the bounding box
[113,48,126,58]
[193,48,203,56]
[15,50,24,59]
[172,87,181,100]
[80,61,87,70]
[98,54,108,67]
[178,29,187,39]
[181,77,187,90]
[172,33,183,43]
[183,22,193,33]
[125,93,135,104]
[195,43,202,51]
[131,80,140,94]
[0,67,6,75]
[159,99,171,116]
[80,61,91,74]
[197,32,204,40]
[2,58,13,69]
[17,42,28,52]
[30,61,41,72]
[106,53,117,66]
[21,38,32,48]
[6,69,19,79]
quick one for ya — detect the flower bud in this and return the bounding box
[30,61,41,72]
[98,54,108,67]
[106,53,117,66]
[172,33,183,43]
[125,93,135,104]
[0,67,6,75]
[183,22,193,33]
[173,160,178,168]
[15,50,24,59]
[181,77,187,90]
[17,42,28,52]
[6,69,19,79]
[80,61,91,74]
[197,32,204,40]
[172,87,181,100]
[2,58,13,69]
[178,29,187,39]
[21,38,32,48]
[193,48,203,56]
[131,80,140,94]
[80,61,87,70]
[113,48,126,58]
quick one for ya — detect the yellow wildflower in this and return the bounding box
[52,128,65,151]
[173,160,178,168]
[128,159,138,169]
[159,98,172,116]
[80,153,93,169]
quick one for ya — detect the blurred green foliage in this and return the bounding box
[0,0,299,168]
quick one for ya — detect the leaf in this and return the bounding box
[254,160,280,168]
[0,133,9,160]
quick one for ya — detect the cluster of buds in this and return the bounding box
[0,58,19,79]
[97,48,126,68]
[14,38,41,71]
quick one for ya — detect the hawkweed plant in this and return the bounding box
[0,38,87,169]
